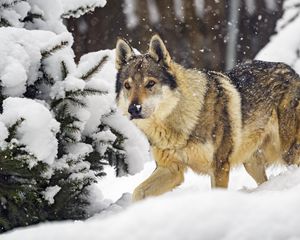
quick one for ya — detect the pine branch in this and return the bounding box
[41,41,70,59]
[52,96,85,110]
[52,87,108,110]
[61,3,100,19]
[66,89,108,99]
[64,125,81,134]
[64,97,86,108]
[6,118,25,142]
[63,135,77,143]
[0,18,11,27]
[0,0,25,8]
[22,12,43,23]
[102,108,117,119]
[56,102,69,115]
[81,55,108,80]
[61,61,69,80]
[24,84,39,99]
[38,63,55,86]
[81,88,109,95]
[65,90,87,98]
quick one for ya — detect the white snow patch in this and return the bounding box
[43,185,61,204]
[0,97,60,165]
[0,122,9,148]
[256,0,300,74]
[1,58,27,96]
[61,0,106,18]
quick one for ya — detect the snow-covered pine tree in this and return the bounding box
[0,0,145,233]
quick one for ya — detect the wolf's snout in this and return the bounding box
[128,103,142,119]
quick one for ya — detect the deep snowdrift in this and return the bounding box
[3,166,300,240]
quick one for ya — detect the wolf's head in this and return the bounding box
[115,35,179,120]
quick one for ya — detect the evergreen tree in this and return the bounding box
[0,0,130,233]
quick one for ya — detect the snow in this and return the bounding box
[3,166,300,240]
[0,27,75,95]
[0,29,148,177]
[103,111,151,174]
[0,122,9,148]
[50,76,85,99]
[62,0,106,13]
[25,0,66,33]
[1,57,27,96]
[256,0,300,73]
[0,0,106,32]
[61,0,107,18]
[256,15,300,72]
[41,32,76,83]
[0,0,31,28]
[25,0,106,32]
[0,97,60,166]
[67,142,93,158]
[43,185,62,205]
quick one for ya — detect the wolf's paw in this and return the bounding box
[132,188,146,202]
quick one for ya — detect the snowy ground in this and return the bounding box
[3,160,300,240]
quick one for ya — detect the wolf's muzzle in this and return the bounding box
[128,103,143,119]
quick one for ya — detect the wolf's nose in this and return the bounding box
[128,103,142,118]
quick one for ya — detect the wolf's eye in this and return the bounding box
[146,80,156,89]
[124,82,131,90]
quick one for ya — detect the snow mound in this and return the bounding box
[3,168,300,240]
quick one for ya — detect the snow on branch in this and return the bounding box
[41,33,73,59]
[81,55,109,80]
[0,0,30,27]
[61,0,107,19]
[0,0,25,9]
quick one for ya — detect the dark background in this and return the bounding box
[67,0,283,71]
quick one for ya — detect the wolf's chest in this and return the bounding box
[151,141,214,174]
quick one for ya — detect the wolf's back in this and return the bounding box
[227,60,300,165]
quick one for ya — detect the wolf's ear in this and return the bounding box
[149,34,171,66]
[115,38,134,70]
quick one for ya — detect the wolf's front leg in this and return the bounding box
[210,162,230,188]
[132,164,185,202]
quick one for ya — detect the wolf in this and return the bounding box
[115,34,300,201]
